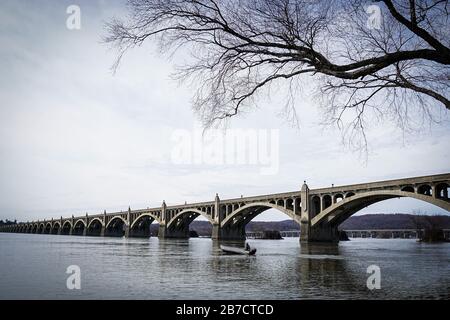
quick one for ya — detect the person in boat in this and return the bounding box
[245,242,250,251]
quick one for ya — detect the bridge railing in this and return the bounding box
[309,173,450,195]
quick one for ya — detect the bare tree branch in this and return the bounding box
[104,0,450,148]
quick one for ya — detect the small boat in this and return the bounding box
[220,244,257,255]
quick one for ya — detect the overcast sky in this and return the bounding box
[0,0,449,223]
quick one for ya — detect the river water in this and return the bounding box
[0,233,449,299]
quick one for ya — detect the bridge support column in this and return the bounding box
[299,181,339,243]
[211,194,244,240]
[157,200,166,239]
[99,211,106,237]
[84,214,88,236]
[124,225,130,238]
[158,224,167,239]
[308,224,339,242]
[212,224,246,240]
[124,207,131,238]
[70,216,74,236]
[300,181,311,243]
[128,228,150,238]
[164,228,190,238]
[211,224,221,240]
[300,220,310,242]
[157,223,188,238]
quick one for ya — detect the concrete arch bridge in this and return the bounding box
[1,173,449,242]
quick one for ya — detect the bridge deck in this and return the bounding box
[7,173,450,224]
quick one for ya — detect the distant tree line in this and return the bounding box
[339,213,450,230]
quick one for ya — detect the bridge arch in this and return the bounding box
[219,202,299,240]
[162,209,214,238]
[221,202,298,229]
[105,216,127,237]
[31,224,38,233]
[61,221,72,235]
[72,219,86,235]
[166,209,214,231]
[86,218,104,236]
[129,213,161,238]
[37,223,45,234]
[130,213,161,229]
[311,190,450,228]
[51,222,61,234]
[87,218,104,229]
[44,222,52,234]
[105,216,127,229]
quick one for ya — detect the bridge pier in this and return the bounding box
[298,181,341,243]
[308,225,339,242]
[211,194,247,240]
[300,220,310,243]
[157,224,190,239]
[211,224,220,240]
[212,193,246,240]
[157,200,184,239]
[300,182,314,243]
[128,227,150,238]
[300,219,339,243]
[158,224,167,239]
[212,224,246,240]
